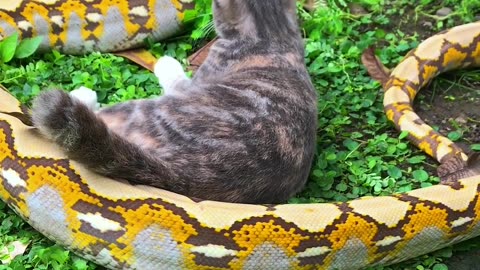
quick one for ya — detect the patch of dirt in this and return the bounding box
[446,249,480,269]
[361,0,451,42]
[414,75,480,154]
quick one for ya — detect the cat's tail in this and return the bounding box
[31,90,184,192]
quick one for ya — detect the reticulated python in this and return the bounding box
[0,0,195,54]
[0,1,479,269]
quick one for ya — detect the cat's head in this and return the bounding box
[213,0,299,40]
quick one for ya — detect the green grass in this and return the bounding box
[1,0,480,269]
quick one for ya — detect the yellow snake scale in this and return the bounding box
[0,1,480,269]
[0,0,195,53]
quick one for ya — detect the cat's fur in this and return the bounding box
[31,0,318,204]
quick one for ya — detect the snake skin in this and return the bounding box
[0,2,479,269]
[0,0,195,54]
[383,23,480,163]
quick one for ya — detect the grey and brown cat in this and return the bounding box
[31,0,318,204]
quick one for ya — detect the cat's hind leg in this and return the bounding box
[154,56,190,95]
[32,90,104,150]
[31,90,179,190]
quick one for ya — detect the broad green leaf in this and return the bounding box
[14,36,43,59]
[387,166,402,179]
[336,182,348,192]
[408,155,425,164]
[0,33,19,63]
[396,142,407,150]
[398,130,409,139]
[412,169,429,182]
[447,131,462,141]
[343,138,359,151]
[432,264,448,270]
[326,152,337,161]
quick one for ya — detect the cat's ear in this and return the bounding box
[213,0,241,24]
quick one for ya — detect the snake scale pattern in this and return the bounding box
[0,0,194,53]
[0,1,480,269]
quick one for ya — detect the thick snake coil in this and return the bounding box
[0,1,479,268]
[0,0,195,53]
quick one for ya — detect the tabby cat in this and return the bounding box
[31,0,318,204]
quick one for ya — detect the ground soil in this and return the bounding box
[415,75,480,153]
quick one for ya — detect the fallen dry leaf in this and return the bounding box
[348,3,369,16]
[0,111,33,126]
[303,0,325,11]
[0,84,33,126]
[187,38,218,73]
[361,47,391,89]
[115,39,218,74]
[114,48,157,72]
[0,240,30,264]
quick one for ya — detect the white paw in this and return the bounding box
[69,86,99,111]
[154,56,188,93]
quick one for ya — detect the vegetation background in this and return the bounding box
[0,0,479,269]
